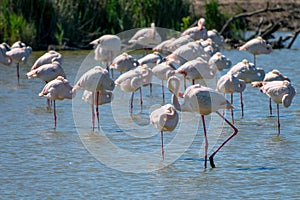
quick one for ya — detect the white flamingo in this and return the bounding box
[252,69,290,116]
[258,80,296,135]
[227,59,265,83]
[181,18,208,41]
[6,46,32,84]
[30,50,62,70]
[73,66,115,131]
[217,73,246,123]
[167,76,238,168]
[207,29,224,47]
[39,76,73,129]
[138,51,165,69]
[0,42,11,65]
[128,23,162,53]
[166,35,194,51]
[237,36,272,66]
[153,37,175,53]
[152,61,178,102]
[208,52,232,71]
[110,52,139,74]
[150,104,179,160]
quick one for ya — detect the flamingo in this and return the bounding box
[153,37,175,53]
[138,51,165,69]
[6,46,32,84]
[217,73,246,123]
[175,57,216,89]
[258,80,296,135]
[181,18,208,41]
[150,104,179,160]
[30,50,62,70]
[252,69,290,116]
[73,66,115,131]
[39,76,73,129]
[166,35,194,51]
[11,41,26,49]
[90,34,121,77]
[110,52,139,75]
[0,42,11,65]
[207,29,224,47]
[129,23,162,49]
[237,36,272,66]
[152,61,178,102]
[167,76,238,168]
[208,52,232,71]
[227,59,265,83]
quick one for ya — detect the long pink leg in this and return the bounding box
[161,131,164,161]
[96,91,100,131]
[277,104,280,135]
[53,100,57,129]
[231,93,234,124]
[209,111,238,168]
[201,115,208,168]
[91,92,95,131]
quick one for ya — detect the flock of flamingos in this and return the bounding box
[0,18,296,168]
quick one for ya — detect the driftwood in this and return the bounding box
[219,4,284,35]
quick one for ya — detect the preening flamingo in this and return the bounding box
[217,73,246,123]
[129,23,162,48]
[181,18,208,41]
[39,76,73,129]
[237,36,272,66]
[153,37,175,53]
[138,51,165,69]
[208,52,232,71]
[257,80,296,135]
[166,35,194,52]
[73,66,115,131]
[207,29,224,47]
[150,104,179,160]
[252,69,290,116]
[110,52,139,74]
[167,76,238,168]
[6,46,32,84]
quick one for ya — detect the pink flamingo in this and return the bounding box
[6,46,32,84]
[39,76,73,129]
[207,29,224,47]
[208,52,232,71]
[237,36,272,66]
[150,104,179,160]
[167,76,238,168]
[181,18,208,41]
[73,66,115,131]
[0,43,11,65]
[30,50,62,70]
[252,69,290,116]
[129,23,162,48]
[110,52,139,75]
[256,80,296,135]
[217,73,246,123]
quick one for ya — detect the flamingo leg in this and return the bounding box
[192,79,195,85]
[209,111,238,168]
[201,115,208,168]
[149,83,153,97]
[96,91,100,131]
[53,100,57,129]
[161,131,164,161]
[16,63,20,85]
[184,76,187,90]
[139,87,143,111]
[231,93,234,124]
[240,92,244,118]
[162,80,165,104]
[253,54,256,66]
[277,104,280,135]
[130,92,134,113]
[91,92,95,131]
[269,98,272,116]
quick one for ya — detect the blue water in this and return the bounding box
[0,33,300,199]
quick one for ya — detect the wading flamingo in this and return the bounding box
[138,51,165,69]
[110,52,139,75]
[73,66,115,131]
[181,18,208,41]
[167,76,238,168]
[207,29,224,47]
[129,23,162,49]
[30,50,62,70]
[150,104,179,160]
[208,52,232,71]
[257,80,296,135]
[252,69,290,116]
[237,36,272,66]
[39,76,73,129]
[153,37,175,53]
[227,59,265,83]
[6,46,32,84]
[217,73,246,123]
[90,34,121,77]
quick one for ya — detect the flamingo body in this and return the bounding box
[129,23,162,47]
[110,53,139,73]
[31,50,62,70]
[181,18,208,40]
[208,52,232,71]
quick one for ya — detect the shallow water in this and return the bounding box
[1,36,300,199]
